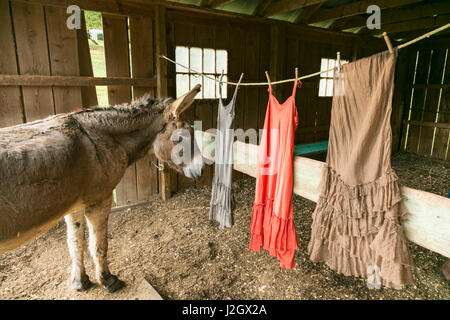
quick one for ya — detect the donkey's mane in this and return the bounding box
[78,94,173,115]
[73,94,174,134]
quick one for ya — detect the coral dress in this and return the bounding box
[249,81,299,270]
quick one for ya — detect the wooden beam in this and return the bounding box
[262,0,325,17]
[330,1,450,31]
[0,75,157,87]
[294,2,324,24]
[253,0,272,16]
[361,14,450,36]
[155,4,171,201]
[196,131,450,258]
[13,0,363,44]
[14,0,155,17]
[209,0,234,8]
[403,120,450,130]
[307,0,423,24]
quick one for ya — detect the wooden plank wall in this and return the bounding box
[0,1,159,207]
[166,10,272,190]
[400,39,450,161]
[283,28,354,146]
[3,1,413,203]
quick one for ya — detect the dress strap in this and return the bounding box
[292,79,298,97]
[229,81,241,115]
[268,85,273,94]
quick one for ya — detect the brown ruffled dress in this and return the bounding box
[308,49,414,289]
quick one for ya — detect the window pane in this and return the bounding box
[319,79,326,97]
[175,46,189,72]
[327,59,335,78]
[176,74,189,98]
[204,75,215,99]
[320,59,328,78]
[216,50,228,74]
[190,47,202,73]
[190,74,202,99]
[326,79,334,96]
[203,49,215,74]
[216,75,227,99]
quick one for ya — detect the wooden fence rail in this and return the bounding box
[196,131,450,258]
[0,74,157,87]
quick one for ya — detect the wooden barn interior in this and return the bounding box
[0,0,449,300]
[1,0,449,207]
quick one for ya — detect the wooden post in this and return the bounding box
[155,4,171,201]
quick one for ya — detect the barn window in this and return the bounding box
[175,46,228,99]
[318,58,348,97]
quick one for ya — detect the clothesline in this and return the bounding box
[160,23,450,87]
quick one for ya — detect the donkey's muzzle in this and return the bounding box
[182,155,204,180]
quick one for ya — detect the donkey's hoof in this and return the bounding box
[102,274,125,293]
[69,274,93,292]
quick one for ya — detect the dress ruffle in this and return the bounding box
[250,199,298,270]
[209,182,234,229]
[308,166,414,289]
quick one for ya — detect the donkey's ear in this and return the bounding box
[167,84,201,118]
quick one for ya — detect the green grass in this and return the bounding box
[89,40,109,107]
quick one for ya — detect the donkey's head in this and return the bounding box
[153,84,204,180]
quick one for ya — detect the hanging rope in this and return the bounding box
[160,23,450,87]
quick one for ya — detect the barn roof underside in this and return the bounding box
[167,0,450,42]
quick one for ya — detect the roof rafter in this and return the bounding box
[361,13,450,36]
[330,1,450,31]
[307,0,423,24]
[294,2,324,24]
[262,0,326,17]
[199,0,235,8]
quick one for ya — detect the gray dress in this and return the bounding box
[209,82,240,229]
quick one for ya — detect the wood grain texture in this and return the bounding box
[12,1,54,122]
[102,13,138,206]
[155,5,171,200]
[129,15,159,201]
[45,5,83,114]
[0,0,24,128]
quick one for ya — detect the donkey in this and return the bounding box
[0,85,203,292]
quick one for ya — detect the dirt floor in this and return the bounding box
[0,152,449,300]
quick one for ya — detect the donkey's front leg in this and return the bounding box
[65,210,92,291]
[85,196,124,292]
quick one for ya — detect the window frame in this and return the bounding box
[175,46,228,100]
[318,57,348,98]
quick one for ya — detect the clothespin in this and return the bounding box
[265,71,271,87]
[382,32,394,54]
[219,70,224,84]
[295,67,299,87]
[336,52,341,73]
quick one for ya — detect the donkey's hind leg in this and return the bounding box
[65,210,92,291]
[85,196,124,292]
